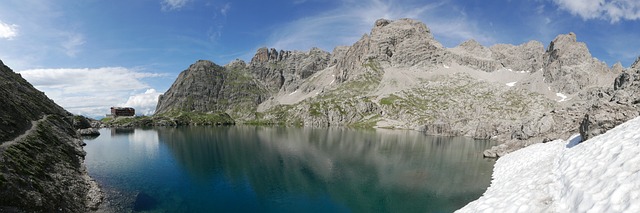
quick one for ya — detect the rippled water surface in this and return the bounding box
[84,126,496,212]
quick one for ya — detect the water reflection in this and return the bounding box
[156,126,495,212]
[111,128,135,136]
[129,129,159,159]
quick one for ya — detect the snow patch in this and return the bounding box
[329,75,335,85]
[288,90,297,96]
[444,64,450,69]
[506,82,517,87]
[556,93,568,102]
[458,116,640,213]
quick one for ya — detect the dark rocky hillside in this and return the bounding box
[0,60,101,212]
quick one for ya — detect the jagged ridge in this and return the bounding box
[156,18,632,157]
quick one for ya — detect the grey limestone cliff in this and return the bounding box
[542,33,613,94]
[0,60,101,212]
[579,58,640,140]
[249,47,331,93]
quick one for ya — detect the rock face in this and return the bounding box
[490,41,545,72]
[579,62,640,140]
[156,18,633,158]
[542,33,614,94]
[155,60,267,119]
[334,18,446,82]
[0,60,101,212]
[249,47,330,93]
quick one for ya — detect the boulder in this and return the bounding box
[77,128,101,136]
[579,102,639,141]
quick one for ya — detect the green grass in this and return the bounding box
[348,115,380,129]
[379,94,400,105]
[156,111,235,126]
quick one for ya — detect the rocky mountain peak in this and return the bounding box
[545,32,591,66]
[190,60,217,70]
[541,32,613,94]
[251,47,287,64]
[225,59,247,69]
[453,39,492,59]
[459,39,483,49]
[335,18,446,82]
[369,18,438,46]
[612,61,625,73]
[631,56,640,70]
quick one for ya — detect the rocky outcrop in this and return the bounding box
[490,41,545,72]
[579,64,640,140]
[78,128,100,136]
[249,47,330,93]
[579,102,638,140]
[542,33,615,94]
[448,40,503,72]
[446,39,545,73]
[155,60,267,119]
[0,60,101,212]
[334,18,446,82]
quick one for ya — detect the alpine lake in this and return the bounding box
[83,126,496,212]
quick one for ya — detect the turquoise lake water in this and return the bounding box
[84,126,496,212]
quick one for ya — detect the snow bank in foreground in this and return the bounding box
[458,116,640,213]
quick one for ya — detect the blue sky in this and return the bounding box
[1,0,640,118]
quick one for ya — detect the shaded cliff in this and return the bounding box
[0,60,101,212]
[155,60,267,120]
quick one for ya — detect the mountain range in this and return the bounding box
[153,18,640,157]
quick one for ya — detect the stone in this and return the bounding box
[614,72,632,90]
[77,128,100,136]
[579,102,639,141]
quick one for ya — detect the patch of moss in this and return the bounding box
[379,94,400,105]
[155,111,235,126]
[348,115,380,129]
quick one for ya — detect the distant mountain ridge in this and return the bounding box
[155,18,639,157]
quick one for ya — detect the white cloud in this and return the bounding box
[162,0,190,11]
[18,67,168,118]
[264,0,493,53]
[122,89,163,116]
[62,33,85,57]
[0,20,18,39]
[552,0,640,22]
[220,3,231,16]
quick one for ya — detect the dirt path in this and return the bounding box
[0,115,48,152]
